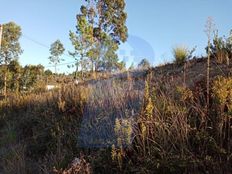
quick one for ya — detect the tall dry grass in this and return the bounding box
[0,69,231,173]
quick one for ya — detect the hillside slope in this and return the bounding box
[0,57,231,174]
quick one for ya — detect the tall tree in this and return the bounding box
[93,0,128,72]
[95,0,128,43]
[49,40,65,74]
[70,0,128,75]
[0,22,22,97]
[69,14,93,79]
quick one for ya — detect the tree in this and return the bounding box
[8,59,22,94]
[49,40,65,74]
[97,33,121,72]
[70,0,128,76]
[0,22,22,97]
[138,58,151,69]
[93,0,128,72]
[21,65,44,90]
[94,0,128,43]
[44,69,53,76]
[69,14,93,79]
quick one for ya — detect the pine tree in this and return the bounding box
[49,40,65,74]
[0,22,22,98]
[70,0,128,75]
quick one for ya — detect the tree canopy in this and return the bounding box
[49,40,65,73]
[0,22,22,65]
[0,22,22,96]
[69,0,128,75]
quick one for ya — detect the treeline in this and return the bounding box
[48,0,129,77]
[0,0,129,96]
[0,60,55,94]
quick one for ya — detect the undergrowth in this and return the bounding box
[0,67,231,174]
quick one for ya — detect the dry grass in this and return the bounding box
[0,58,231,173]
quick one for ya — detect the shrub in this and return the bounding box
[173,46,189,65]
[212,76,232,111]
[207,29,232,64]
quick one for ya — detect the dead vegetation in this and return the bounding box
[0,57,231,173]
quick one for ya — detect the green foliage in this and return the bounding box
[8,60,22,93]
[69,0,128,75]
[0,22,22,96]
[49,40,65,73]
[69,14,94,77]
[96,0,128,43]
[20,64,44,90]
[0,60,46,93]
[44,69,53,76]
[96,34,121,72]
[0,22,23,64]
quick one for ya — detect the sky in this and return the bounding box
[0,0,232,73]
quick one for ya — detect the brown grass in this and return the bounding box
[0,58,231,173]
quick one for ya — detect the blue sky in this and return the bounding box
[0,0,232,73]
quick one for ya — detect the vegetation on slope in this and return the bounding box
[0,1,232,174]
[0,56,231,173]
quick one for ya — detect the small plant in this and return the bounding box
[212,76,232,112]
[112,117,133,169]
[173,46,189,65]
[173,45,196,86]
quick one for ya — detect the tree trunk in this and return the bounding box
[74,62,79,79]
[16,76,20,95]
[91,60,97,79]
[80,55,84,80]
[4,65,7,99]
[226,52,229,66]
[55,64,57,74]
